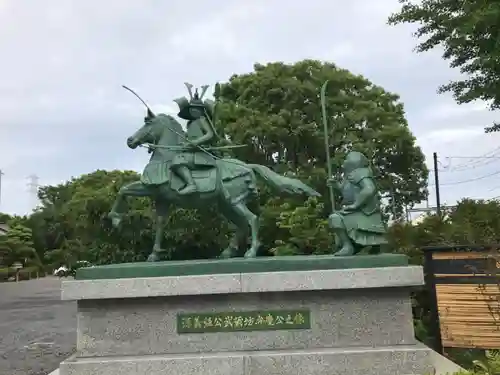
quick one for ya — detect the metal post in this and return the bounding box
[423,249,444,354]
[433,152,441,217]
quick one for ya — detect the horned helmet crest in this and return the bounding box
[184,82,209,105]
[174,82,215,121]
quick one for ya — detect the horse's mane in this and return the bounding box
[156,113,176,121]
[156,113,182,127]
[155,113,185,143]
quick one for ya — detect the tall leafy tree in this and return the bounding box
[0,223,39,268]
[0,213,11,223]
[388,0,500,132]
[31,170,228,265]
[215,60,428,254]
[389,198,500,256]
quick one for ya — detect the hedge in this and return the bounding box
[0,266,46,282]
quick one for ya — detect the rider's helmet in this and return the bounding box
[342,151,369,174]
[174,84,214,121]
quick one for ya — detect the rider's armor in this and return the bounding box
[171,87,217,195]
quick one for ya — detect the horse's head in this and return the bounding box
[127,112,161,149]
[127,113,184,150]
[122,85,184,150]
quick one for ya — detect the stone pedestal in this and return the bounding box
[58,255,434,375]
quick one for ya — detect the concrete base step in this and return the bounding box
[59,344,433,375]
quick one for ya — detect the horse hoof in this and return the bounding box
[333,247,354,257]
[153,246,167,254]
[107,213,122,229]
[147,253,160,262]
[244,250,257,258]
[219,248,236,259]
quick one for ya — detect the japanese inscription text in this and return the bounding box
[177,309,311,334]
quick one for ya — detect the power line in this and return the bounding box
[441,158,498,171]
[444,156,500,159]
[429,169,500,187]
[446,158,498,172]
[426,146,500,173]
[439,146,500,171]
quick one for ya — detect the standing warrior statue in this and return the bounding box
[171,83,217,195]
[327,151,388,256]
[321,80,388,256]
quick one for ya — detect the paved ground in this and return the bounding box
[0,277,76,375]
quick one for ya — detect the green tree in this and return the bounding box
[30,169,229,265]
[388,0,500,132]
[388,198,500,262]
[44,239,88,270]
[0,212,11,223]
[216,60,428,253]
[0,223,39,268]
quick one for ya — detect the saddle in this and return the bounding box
[141,161,219,194]
[141,159,251,195]
[170,167,218,194]
[141,161,170,186]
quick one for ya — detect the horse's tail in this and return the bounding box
[248,164,321,197]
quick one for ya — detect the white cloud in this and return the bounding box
[150,104,178,116]
[419,127,484,146]
[167,3,266,58]
[0,0,498,215]
[423,100,491,120]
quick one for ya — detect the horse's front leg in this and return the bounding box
[108,181,150,229]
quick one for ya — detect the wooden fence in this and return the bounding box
[423,246,500,352]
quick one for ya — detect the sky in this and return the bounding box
[0,0,499,215]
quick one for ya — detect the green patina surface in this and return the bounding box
[177,309,310,334]
[75,254,408,280]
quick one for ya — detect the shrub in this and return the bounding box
[0,267,9,281]
[471,350,500,375]
[0,266,46,282]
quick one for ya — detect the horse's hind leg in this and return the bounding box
[217,169,260,258]
[219,200,249,258]
[232,201,260,258]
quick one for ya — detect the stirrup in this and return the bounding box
[178,184,197,195]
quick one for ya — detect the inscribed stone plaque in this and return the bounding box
[177,309,311,334]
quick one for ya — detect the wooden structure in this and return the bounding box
[424,245,500,352]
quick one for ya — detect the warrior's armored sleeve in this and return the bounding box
[347,167,372,185]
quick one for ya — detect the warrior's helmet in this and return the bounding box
[342,151,369,173]
[174,83,214,121]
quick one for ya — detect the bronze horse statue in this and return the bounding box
[108,86,320,261]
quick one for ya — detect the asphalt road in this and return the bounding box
[0,277,76,375]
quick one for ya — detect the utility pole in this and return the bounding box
[433,152,441,217]
[27,174,40,210]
